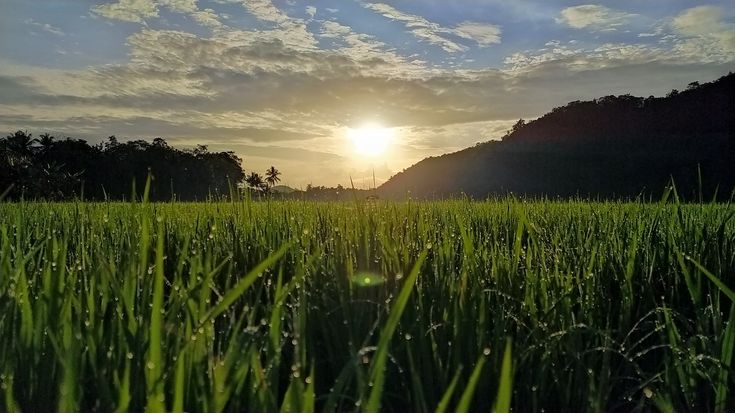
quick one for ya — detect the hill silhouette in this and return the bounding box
[379,72,735,200]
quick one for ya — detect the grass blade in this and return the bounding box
[199,243,290,326]
[364,250,428,413]
[493,338,514,413]
[146,219,166,412]
[456,356,486,413]
[686,256,735,301]
[715,302,735,412]
[435,367,463,413]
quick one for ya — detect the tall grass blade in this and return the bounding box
[435,367,463,413]
[364,250,428,413]
[145,219,167,412]
[198,242,290,326]
[456,356,486,413]
[686,256,735,301]
[493,339,514,413]
[715,302,735,412]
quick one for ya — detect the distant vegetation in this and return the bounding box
[0,133,247,201]
[380,72,735,200]
[0,133,277,202]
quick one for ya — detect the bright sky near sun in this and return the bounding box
[1,1,734,188]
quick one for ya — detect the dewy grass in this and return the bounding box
[0,199,734,412]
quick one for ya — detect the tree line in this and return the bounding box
[0,131,281,201]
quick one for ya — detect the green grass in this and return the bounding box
[1,198,734,412]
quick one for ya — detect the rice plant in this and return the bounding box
[0,196,733,412]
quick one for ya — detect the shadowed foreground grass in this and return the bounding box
[0,197,734,412]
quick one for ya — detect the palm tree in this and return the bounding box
[265,166,281,189]
[4,130,36,155]
[245,172,264,191]
[38,133,55,149]
[37,133,55,158]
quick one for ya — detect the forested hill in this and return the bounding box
[379,72,735,200]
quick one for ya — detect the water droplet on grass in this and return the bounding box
[351,272,385,287]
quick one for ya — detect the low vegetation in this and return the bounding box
[1,192,734,412]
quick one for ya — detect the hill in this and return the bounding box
[379,72,735,200]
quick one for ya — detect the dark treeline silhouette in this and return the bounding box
[0,134,245,201]
[380,72,735,200]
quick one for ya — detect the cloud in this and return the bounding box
[305,6,316,19]
[158,0,197,13]
[363,3,501,52]
[453,22,501,47]
[240,0,289,24]
[650,6,735,64]
[4,18,732,133]
[91,0,159,23]
[317,20,429,76]
[671,6,735,55]
[190,9,223,29]
[6,3,735,186]
[503,41,668,74]
[208,0,316,50]
[672,6,723,36]
[91,0,226,30]
[24,19,65,36]
[557,5,636,31]
[363,2,466,52]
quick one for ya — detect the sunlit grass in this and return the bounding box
[0,196,734,411]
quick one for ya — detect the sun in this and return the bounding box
[347,125,394,157]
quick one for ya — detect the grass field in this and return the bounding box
[1,196,734,412]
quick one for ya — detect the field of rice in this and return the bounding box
[1,196,734,412]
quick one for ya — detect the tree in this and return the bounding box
[0,131,247,201]
[265,166,281,188]
[38,133,55,153]
[4,130,36,155]
[245,172,264,191]
[503,118,527,140]
[512,119,526,132]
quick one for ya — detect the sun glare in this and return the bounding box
[347,125,394,157]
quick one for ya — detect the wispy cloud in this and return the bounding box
[158,0,197,13]
[453,22,501,47]
[557,4,636,32]
[24,19,65,36]
[305,6,316,19]
[670,6,735,63]
[91,0,159,24]
[91,0,225,29]
[363,3,501,52]
[191,9,225,30]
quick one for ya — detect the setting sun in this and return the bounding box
[347,125,394,157]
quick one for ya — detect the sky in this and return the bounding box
[1,0,734,188]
